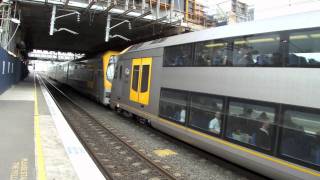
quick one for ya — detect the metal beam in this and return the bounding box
[133,15,167,30]
[115,8,134,18]
[63,0,69,9]
[105,14,111,42]
[141,0,145,14]
[170,0,174,22]
[156,0,160,19]
[104,3,116,14]
[125,0,129,10]
[86,0,97,11]
[130,10,151,22]
[49,5,56,36]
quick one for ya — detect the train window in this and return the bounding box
[119,65,123,80]
[140,65,150,93]
[132,65,140,91]
[280,107,320,166]
[114,65,118,79]
[159,89,188,124]
[287,29,320,67]
[232,33,281,67]
[194,40,229,66]
[164,43,193,66]
[106,56,117,81]
[226,101,275,150]
[189,94,223,134]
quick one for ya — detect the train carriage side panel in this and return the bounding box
[111,48,163,115]
[110,49,320,180]
[67,58,101,101]
[110,47,196,146]
[110,12,320,180]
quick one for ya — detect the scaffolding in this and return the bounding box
[0,1,20,52]
[0,3,12,49]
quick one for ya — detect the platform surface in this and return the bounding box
[0,72,82,180]
[0,75,35,180]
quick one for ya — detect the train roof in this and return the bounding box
[127,10,320,53]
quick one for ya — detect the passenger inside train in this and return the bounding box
[208,111,221,134]
[226,102,275,150]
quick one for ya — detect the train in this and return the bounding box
[49,11,320,180]
[48,51,119,105]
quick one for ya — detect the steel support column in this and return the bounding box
[156,0,160,19]
[49,5,56,36]
[105,14,111,42]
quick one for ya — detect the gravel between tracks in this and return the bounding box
[58,83,267,180]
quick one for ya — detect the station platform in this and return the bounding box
[0,72,105,180]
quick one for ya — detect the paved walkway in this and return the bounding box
[0,72,80,180]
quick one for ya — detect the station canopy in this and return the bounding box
[18,0,188,54]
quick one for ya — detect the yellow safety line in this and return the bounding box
[34,74,47,180]
[114,101,320,177]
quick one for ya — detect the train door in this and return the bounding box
[129,57,152,105]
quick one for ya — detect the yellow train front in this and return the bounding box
[48,51,119,105]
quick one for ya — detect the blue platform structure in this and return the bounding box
[0,48,28,94]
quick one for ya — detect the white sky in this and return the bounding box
[199,0,320,20]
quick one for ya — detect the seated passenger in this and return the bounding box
[249,112,269,135]
[209,111,221,134]
[174,55,184,66]
[239,108,254,119]
[256,121,271,150]
[256,54,271,66]
[179,109,186,123]
[197,54,210,66]
[238,48,254,66]
[212,50,225,65]
[174,106,186,123]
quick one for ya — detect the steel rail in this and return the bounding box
[39,74,177,180]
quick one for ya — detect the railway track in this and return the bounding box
[38,75,177,180]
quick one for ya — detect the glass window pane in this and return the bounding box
[232,34,281,67]
[114,65,118,79]
[164,44,193,66]
[159,89,188,123]
[106,56,118,81]
[195,40,229,66]
[189,94,223,134]
[132,65,139,91]
[280,109,320,166]
[226,101,275,150]
[119,65,123,80]
[141,65,150,93]
[288,29,320,66]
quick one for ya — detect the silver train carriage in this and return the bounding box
[110,11,320,180]
[48,51,119,105]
